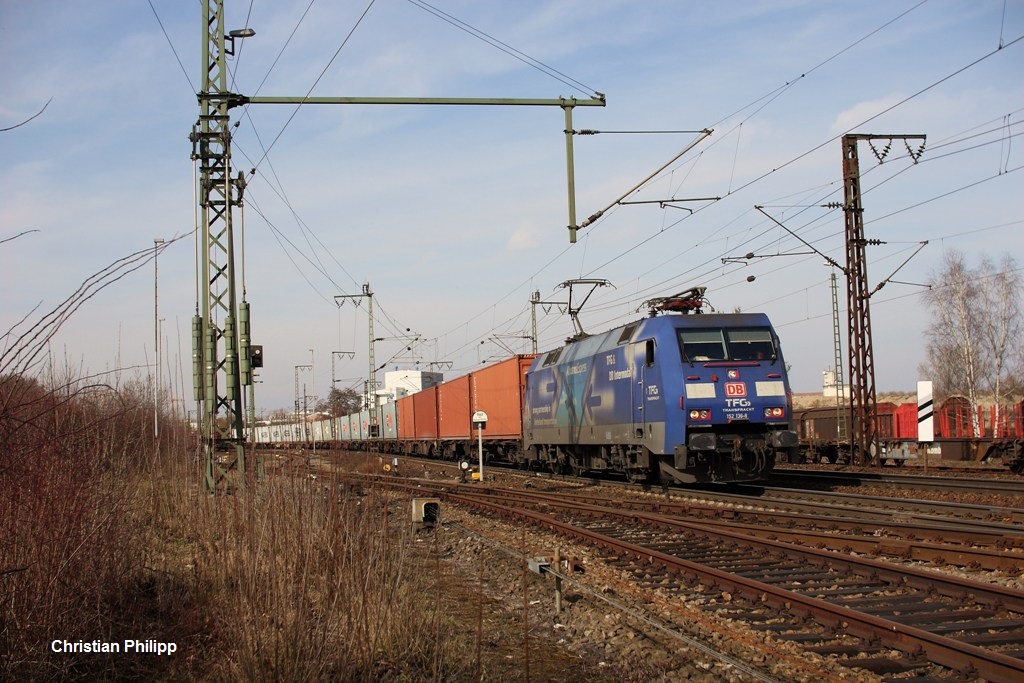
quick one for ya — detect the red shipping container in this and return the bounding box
[413,385,440,440]
[470,355,536,439]
[438,375,472,439]
[397,394,416,440]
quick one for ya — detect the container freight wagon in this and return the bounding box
[254,424,272,446]
[380,402,398,440]
[470,355,534,461]
[410,386,439,454]
[311,419,329,444]
[390,355,534,461]
[523,290,796,483]
[396,393,416,443]
[438,375,472,457]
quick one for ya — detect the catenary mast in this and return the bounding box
[192,0,253,492]
[841,133,925,465]
[191,2,604,492]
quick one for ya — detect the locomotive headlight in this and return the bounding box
[689,409,711,421]
[689,410,700,419]
[763,407,785,419]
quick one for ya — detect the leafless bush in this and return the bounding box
[0,370,185,679]
[1,368,470,680]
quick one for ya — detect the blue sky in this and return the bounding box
[2,0,1022,414]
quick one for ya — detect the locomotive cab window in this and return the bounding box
[678,328,776,362]
[542,348,563,366]
[678,330,726,362]
[726,328,776,361]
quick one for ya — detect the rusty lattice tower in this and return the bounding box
[841,133,924,464]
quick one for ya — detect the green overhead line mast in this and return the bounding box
[191,0,604,492]
[191,0,250,493]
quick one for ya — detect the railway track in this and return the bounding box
[278,451,1024,679]
[732,483,1024,524]
[771,467,1023,494]
[319,464,1024,680]
[439,484,1024,681]
[293,450,1024,570]
[452,484,1024,572]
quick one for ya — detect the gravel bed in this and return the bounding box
[434,504,880,682]
[326,452,1024,680]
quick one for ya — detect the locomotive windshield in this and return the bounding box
[678,327,776,362]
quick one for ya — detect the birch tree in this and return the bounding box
[920,250,1023,435]
[976,254,1022,430]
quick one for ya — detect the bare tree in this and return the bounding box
[920,250,1023,435]
[265,408,293,421]
[1,238,184,378]
[317,386,362,417]
[976,254,1022,428]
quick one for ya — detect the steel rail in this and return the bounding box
[445,489,1024,682]
[771,468,1024,494]
[321,468,1024,679]
[481,483,1024,542]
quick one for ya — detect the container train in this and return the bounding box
[255,289,799,484]
[791,397,1024,471]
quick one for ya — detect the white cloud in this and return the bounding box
[504,221,542,251]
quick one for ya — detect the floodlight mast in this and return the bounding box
[193,2,604,492]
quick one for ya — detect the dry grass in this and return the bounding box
[172,475,467,681]
[0,373,475,681]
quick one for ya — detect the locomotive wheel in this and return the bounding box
[569,459,587,478]
[626,467,649,484]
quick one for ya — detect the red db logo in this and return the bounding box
[725,382,747,397]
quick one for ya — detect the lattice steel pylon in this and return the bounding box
[191,0,250,492]
[841,133,925,465]
[335,285,378,437]
[830,269,847,447]
[188,1,605,492]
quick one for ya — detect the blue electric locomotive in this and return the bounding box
[522,288,797,483]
